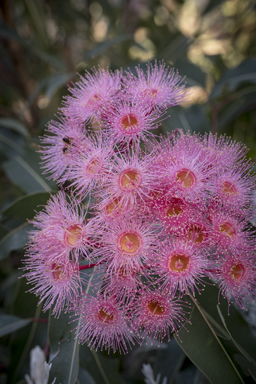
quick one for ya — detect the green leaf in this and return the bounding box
[80,346,123,384]
[24,0,49,50]
[164,105,210,134]
[48,311,79,384]
[155,338,185,382]
[3,155,51,193]
[174,297,245,384]
[1,192,51,220]
[0,224,8,240]
[0,129,25,157]
[0,315,31,338]
[82,34,133,61]
[196,282,256,369]
[175,59,207,87]
[0,118,30,139]
[78,367,96,384]
[0,222,33,260]
[44,73,75,100]
[217,305,256,367]
[48,270,96,384]
[210,58,256,99]
[160,33,191,62]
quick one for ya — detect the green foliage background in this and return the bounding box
[0,0,256,383]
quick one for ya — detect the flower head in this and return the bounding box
[123,60,187,111]
[62,68,121,123]
[74,295,134,353]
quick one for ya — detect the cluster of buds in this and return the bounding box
[23,61,256,354]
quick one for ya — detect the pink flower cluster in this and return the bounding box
[23,61,256,354]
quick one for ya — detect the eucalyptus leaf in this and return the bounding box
[48,310,79,384]
[48,270,97,384]
[164,105,210,134]
[1,192,51,220]
[175,59,207,87]
[155,338,185,382]
[78,367,96,384]
[80,345,123,384]
[0,118,30,138]
[82,34,133,61]
[210,58,256,99]
[217,305,256,367]
[3,154,51,194]
[0,222,33,260]
[174,299,245,384]
[0,129,25,158]
[195,282,256,367]
[0,315,31,338]
[44,72,75,100]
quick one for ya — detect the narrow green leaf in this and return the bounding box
[175,58,207,87]
[0,315,31,337]
[0,130,24,157]
[210,58,256,99]
[0,118,30,139]
[3,156,51,193]
[82,34,133,61]
[80,345,122,384]
[0,224,8,240]
[24,0,49,50]
[195,281,256,367]
[78,367,96,384]
[48,311,79,384]
[217,305,256,367]
[174,298,245,384]
[1,192,51,220]
[164,105,210,134]
[155,338,185,382]
[0,222,33,260]
[44,73,75,100]
[48,271,96,384]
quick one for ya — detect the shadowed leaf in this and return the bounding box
[0,315,31,337]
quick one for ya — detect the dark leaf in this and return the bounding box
[48,310,79,384]
[175,58,207,87]
[3,148,52,193]
[210,58,256,99]
[174,298,245,384]
[82,34,133,61]
[0,315,31,338]
[1,192,51,220]
[195,282,256,367]
[0,222,33,260]
[80,345,123,384]
[0,118,30,139]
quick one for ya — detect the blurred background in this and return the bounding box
[0,0,256,383]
